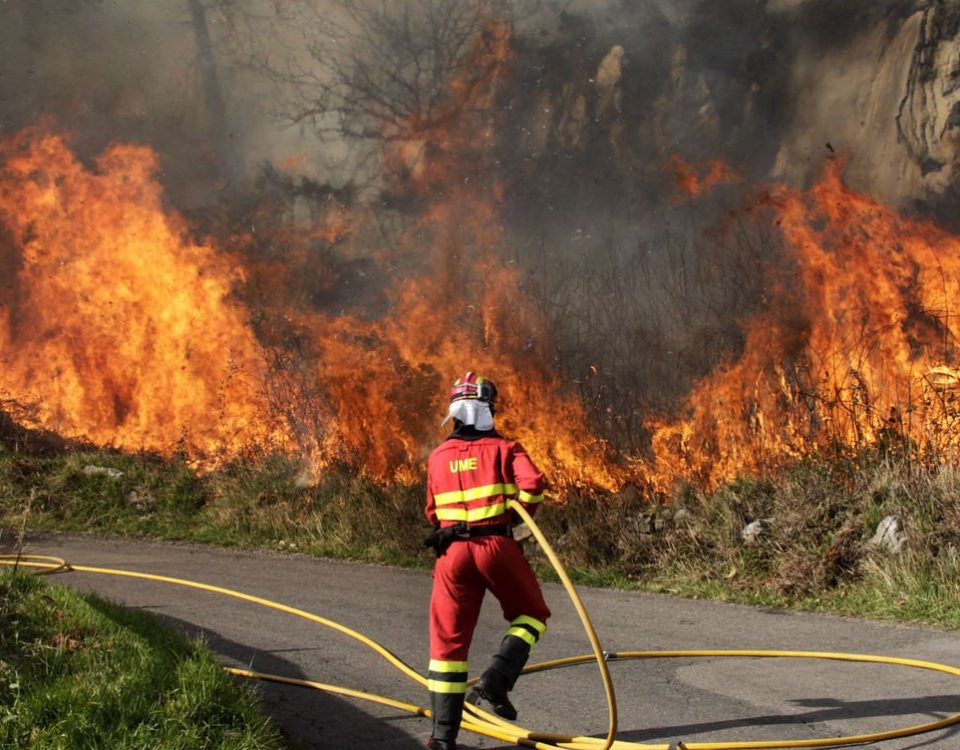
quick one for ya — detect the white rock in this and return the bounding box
[868,515,907,554]
[741,518,774,544]
[82,465,124,479]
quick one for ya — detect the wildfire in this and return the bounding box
[10,19,955,500]
[649,159,960,489]
[0,20,626,491]
[291,20,626,489]
[0,130,290,463]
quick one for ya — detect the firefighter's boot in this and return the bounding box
[467,635,531,721]
[429,690,463,750]
[426,738,456,750]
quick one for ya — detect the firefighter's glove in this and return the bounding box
[423,523,469,558]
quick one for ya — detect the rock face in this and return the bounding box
[508,2,960,223]
[741,518,774,545]
[773,4,960,209]
[896,6,960,191]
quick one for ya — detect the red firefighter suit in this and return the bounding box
[425,422,550,746]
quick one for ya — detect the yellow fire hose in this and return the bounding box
[3,500,960,750]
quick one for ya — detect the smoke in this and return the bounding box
[0,1,933,212]
[0,1,335,209]
[1,3,205,192]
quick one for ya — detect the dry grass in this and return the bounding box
[2,444,959,626]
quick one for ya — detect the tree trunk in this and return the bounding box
[187,0,239,184]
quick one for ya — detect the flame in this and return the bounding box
[0,130,290,462]
[649,160,960,489]
[9,23,959,499]
[295,21,626,489]
[669,155,740,201]
[0,22,627,492]
[299,230,626,489]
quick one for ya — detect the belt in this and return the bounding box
[424,523,513,558]
[461,524,513,539]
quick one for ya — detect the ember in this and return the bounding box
[669,155,740,201]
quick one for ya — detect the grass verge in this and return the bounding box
[2,444,959,630]
[0,566,284,750]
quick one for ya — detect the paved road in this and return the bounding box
[13,532,960,750]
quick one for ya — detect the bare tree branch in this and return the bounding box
[238,0,528,143]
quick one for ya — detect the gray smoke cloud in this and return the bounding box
[0,1,935,208]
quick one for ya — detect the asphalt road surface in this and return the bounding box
[13,532,960,750]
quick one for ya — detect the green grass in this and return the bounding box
[0,568,284,750]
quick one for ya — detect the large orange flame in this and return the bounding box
[0,21,627,491]
[649,159,960,489]
[0,130,290,463]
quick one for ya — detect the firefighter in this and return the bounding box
[423,372,551,750]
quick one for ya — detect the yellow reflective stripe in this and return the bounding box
[429,659,468,672]
[434,483,518,506]
[466,502,507,521]
[427,679,467,694]
[511,615,547,635]
[518,489,544,504]
[507,626,538,647]
[435,507,468,521]
[506,615,547,649]
[435,502,506,523]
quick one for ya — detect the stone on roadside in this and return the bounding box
[741,518,774,544]
[868,515,907,554]
[83,465,124,479]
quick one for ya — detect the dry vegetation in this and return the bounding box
[2,441,959,628]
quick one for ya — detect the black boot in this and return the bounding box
[429,690,464,749]
[426,738,457,750]
[466,673,516,721]
[466,635,531,721]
